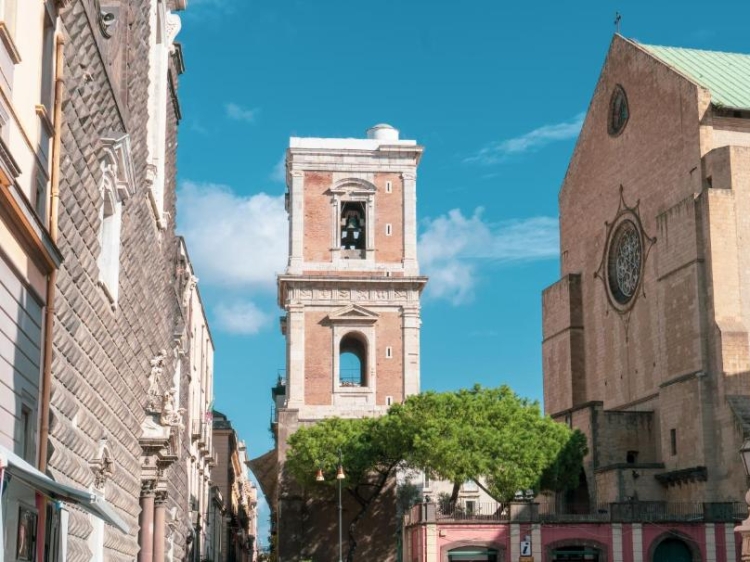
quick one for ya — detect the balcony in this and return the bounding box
[405,500,746,526]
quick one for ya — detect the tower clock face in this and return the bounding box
[607,219,642,305]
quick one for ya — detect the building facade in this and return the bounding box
[538,34,750,559]
[38,0,198,561]
[253,124,427,561]
[178,237,217,562]
[403,500,741,562]
[210,410,258,562]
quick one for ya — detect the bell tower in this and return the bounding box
[276,124,426,446]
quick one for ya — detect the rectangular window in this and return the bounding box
[385,346,392,359]
[40,9,54,114]
[385,181,392,193]
[98,185,122,304]
[670,429,677,456]
[385,396,393,406]
[423,471,431,490]
[385,223,392,236]
[465,500,476,515]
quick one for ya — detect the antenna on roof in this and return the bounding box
[614,12,622,34]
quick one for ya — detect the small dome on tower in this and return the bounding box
[366,123,400,141]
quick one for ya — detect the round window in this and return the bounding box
[608,85,629,136]
[607,219,642,305]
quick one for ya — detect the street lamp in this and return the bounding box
[736,439,750,562]
[316,450,346,562]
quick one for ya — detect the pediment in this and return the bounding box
[329,177,376,196]
[326,304,379,324]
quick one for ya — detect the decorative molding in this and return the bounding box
[0,22,21,64]
[35,105,55,136]
[100,132,135,202]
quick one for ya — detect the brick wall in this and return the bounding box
[303,172,333,263]
[374,172,403,263]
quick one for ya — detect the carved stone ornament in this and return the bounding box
[92,0,117,38]
[165,12,182,53]
[146,350,167,412]
[89,437,115,490]
[160,388,185,430]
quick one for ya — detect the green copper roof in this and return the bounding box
[639,43,750,111]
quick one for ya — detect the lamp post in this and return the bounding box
[316,449,346,562]
[736,439,750,562]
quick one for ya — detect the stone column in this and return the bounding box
[138,484,156,562]
[153,492,168,562]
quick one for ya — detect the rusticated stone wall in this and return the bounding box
[47,0,188,560]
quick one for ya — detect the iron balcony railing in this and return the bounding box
[405,500,746,526]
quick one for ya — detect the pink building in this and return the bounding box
[402,500,742,562]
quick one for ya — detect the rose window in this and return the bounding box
[607,220,642,305]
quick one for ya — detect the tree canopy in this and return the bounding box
[284,385,587,561]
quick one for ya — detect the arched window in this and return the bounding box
[339,333,366,387]
[340,201,366,251]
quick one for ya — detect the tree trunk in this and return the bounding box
[345,463,399,562]
[450,481,461,503]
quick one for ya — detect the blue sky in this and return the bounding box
[174,0,750,542]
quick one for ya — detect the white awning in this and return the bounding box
[0,444,128,533]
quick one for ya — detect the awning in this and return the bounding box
[0,444,128,533]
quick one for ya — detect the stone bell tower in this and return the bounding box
[276,124,426,449]
[266,124,425,562]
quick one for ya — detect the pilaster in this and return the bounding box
[288,170,304,273]
[402,305,421,398]
[286,304,305,408]
[402,171,418,275]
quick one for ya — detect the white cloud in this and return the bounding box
[270,154,286,183]
[466,113,584,165]
[177,181,288,289]
[214,300,272,335]
[418,209,559,304]
[225,102,258,123]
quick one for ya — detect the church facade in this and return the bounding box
[402,34,749,562]
[543,33,750,510]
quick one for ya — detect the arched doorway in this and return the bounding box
[447,546,498,562]
[652,538,692,562]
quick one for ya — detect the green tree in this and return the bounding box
[390,385,587,503]
[285,417,405,562]
[285,386,586,561]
